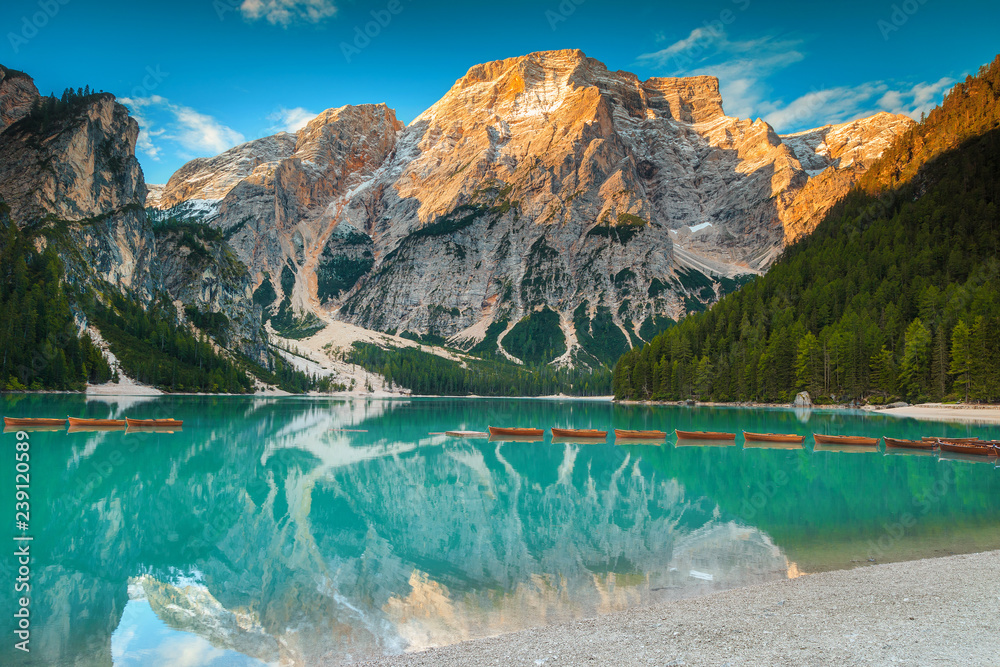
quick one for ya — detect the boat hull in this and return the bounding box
[551,428,607,439]
[939,442,997,457]
[813,434,880,446]
[743,432,805,444]
[125,418,183,428]
[922,436,978,443]
[614,429,667,440]
[68,417,127,428]
[488,426,543,437]
[4,417,67,427]
[884,437,936,450]
[676,430,736,440]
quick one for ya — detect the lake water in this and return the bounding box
[1,395,999,666]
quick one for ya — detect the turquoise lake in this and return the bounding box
[1,395,999,666]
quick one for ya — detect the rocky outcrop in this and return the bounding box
[156,132,297,211]
[150,50,913,366]
[779,112,916,243]
[154,223,269,364]
[0,86,157,300]
[0,65,39,132]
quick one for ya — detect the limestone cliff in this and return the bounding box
[150,50,914,366]
[0,89,157,299]
[0,65,38,132]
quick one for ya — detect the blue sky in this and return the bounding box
[2,0,997,183]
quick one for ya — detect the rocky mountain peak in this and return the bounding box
[0,65,39,133]
[150,50,916,368]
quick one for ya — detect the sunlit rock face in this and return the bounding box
[0,65,39,132]
[0,87,158,300]
[150,50,911,355]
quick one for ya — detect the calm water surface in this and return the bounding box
[1,395,998,666]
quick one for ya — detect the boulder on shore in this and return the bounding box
[793,391,812,407]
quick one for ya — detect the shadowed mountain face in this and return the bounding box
[151,50,912,360]
[2,396,998,666]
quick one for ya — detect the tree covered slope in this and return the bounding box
[614,56,1000,404]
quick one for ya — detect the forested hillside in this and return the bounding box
[614,56,1000,405]
[0,206,112,390]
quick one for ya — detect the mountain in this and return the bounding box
[0,71,302,392]
[151,49,912,368]
[613,55,1000,404]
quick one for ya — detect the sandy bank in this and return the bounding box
[877,403,1000,425]
[362,550,1000,666]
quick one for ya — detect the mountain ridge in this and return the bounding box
[151,49,913,370]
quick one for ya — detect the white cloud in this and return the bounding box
[638,27,956,132]
[240,0,336,26]
[761,78,955,132]
[121,96,245,159]
[638,28,805,119]
[877,77,954,119]
[267,106,318,133]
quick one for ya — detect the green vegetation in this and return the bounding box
[614,56,1000,404]
[586,213,648,244]
[345,343,611,396]
[468,317,509,357]
[574,302,628,367]
[91,292,254,393]
[184,306,230,346]
[253,273,277,313]
[503,307,567,365]
[316,238,374,302]
[0,213,112,390]
[9,86,108,137]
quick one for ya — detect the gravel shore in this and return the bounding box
[362,550,1000,666]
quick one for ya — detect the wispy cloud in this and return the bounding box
[762,78,954,131]
[638,28,805,119]
[267,106,318,133]
[121,96,245,160]
[239,0,337,26]
[638,27,955,132]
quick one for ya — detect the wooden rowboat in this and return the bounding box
[939,441,997,457]
[884,437,937,450]
[743,432,805,444]
[4,417,67,427]
[614,429,667,440]
[676,430,736,441]
[125,418,183,428]
[813,434,880,446]
[551,428,607,439]
[488,426,544,437]
[68,417,127,428]
[922,436,978,443]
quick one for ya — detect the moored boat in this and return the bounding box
[813,434,880,446]
[67,417,127,428]
[614,429,667,440]
[676,430,736,440]
[922,436,979,443]
[938,440,998,457]
[4,417,67,427]
[125,418,183,428]
[884,436,937,450]
[551,428,607,439]
[488,426,544,437]
[743,432,805,444]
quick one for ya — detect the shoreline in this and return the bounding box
[361,550,1000,666]
[4,390,1000,423]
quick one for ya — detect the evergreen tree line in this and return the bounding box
[346,343,613,397]
[14,85,108,136]
[0,211,112,390]
[614,56,1000,405]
